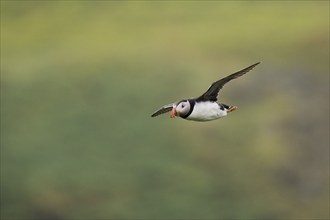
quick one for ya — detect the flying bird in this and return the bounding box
[151,62,261,121]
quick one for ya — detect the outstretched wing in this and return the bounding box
[151,103,175,117]
[196,62,261,102]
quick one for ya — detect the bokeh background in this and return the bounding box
[1,1,329,219]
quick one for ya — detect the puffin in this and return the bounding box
[151,62,260,121]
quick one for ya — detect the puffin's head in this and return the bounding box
[170,100,191,118]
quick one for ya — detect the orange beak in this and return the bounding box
[170,106,176,118]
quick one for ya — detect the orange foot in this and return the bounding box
[226,106,237,113]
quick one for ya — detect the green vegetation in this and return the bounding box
[1,1,329,219]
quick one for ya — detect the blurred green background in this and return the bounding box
[1,1,329,219]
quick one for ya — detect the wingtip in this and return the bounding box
[151,112,158,117]
[248,61,261,69]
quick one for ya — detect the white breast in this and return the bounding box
[187,102,227,121]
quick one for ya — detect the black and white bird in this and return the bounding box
[151,62,260,121]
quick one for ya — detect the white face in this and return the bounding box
[175,100,190,117]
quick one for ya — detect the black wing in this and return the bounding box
[151,103,175,117]
[196,62,261,102]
